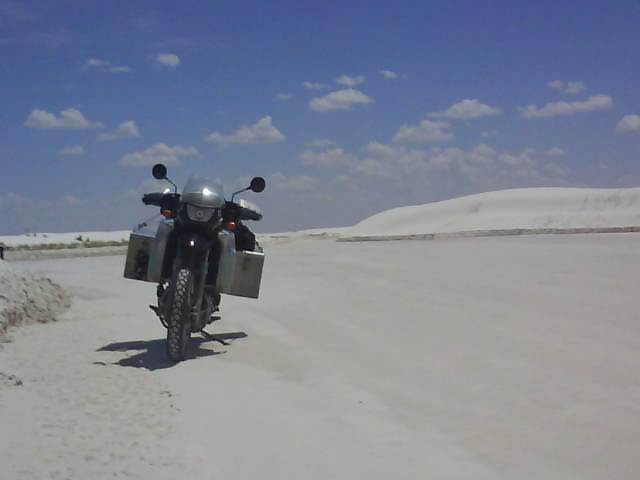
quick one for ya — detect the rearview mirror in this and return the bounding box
[152,163,167,180]
[250,177,266,193]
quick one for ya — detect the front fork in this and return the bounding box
[174,232,210,311]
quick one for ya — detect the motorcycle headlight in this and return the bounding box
[186,204,219,223]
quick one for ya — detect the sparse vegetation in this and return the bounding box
[8,240,129,251]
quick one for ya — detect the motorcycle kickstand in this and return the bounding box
[200,330,230,346]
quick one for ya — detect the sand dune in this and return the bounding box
[349,187,640,236]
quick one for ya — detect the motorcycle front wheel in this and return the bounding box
[166,268,193,362]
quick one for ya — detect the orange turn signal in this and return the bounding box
[224,221,237,231]
[161,209,173,218]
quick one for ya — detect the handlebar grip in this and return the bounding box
[142,193,164,206]
[239,207,262,221]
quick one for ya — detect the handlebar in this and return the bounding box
[143,194,262,222]
[142,193,165,206]
[239,207,262,221]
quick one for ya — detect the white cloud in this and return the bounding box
[545,147,565,156]
[87,58,109,67]
[303,81,329,89]
[548,80,586,95]
[393,119,453,143]
[305,139,337,148]
[379,70,399,79]
[276,93,291,101]
[335,75,365,87]
[98,120,140,141]
[59,145,84,155]
[120,144,198,167]
[364,141,397,157]
[204,115,285,145]
[299,148,358,168]
[351,142,571,188]
[110,65,133,73]
[309,89,374,112]
[428,99,501,119]
[616,114,640,133]
[86,58,132,73]
[155,53,181,68]
[24,108,103,129]
[481,130,497,138]
[521,94,613,118]
[566,82,586,95]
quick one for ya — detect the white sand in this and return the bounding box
[1,234,640,479]
[0,261,70,342]
[349,187,640,236]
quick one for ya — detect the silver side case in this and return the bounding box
[147,220,174,283]
[216,230,265,299]
[123,231,154,282]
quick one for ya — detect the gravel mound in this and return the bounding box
[0,261,71,342]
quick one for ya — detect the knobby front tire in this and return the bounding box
[166,268,193,362]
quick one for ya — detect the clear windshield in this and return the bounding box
[181,176,225,208]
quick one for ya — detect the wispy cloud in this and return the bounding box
[351,142,571,187]
[205,116,285,145]
[85,58,132,73]
[305,139,337,148]
[428,99,501,120]
[24,108,103,129]
[59,145,84,155]
[303,81,329,89]
[98,121,140,141]
[616,114,640,133]
[393,119,453,143]
[267,173,320,191]
[298,148,358,168]
[276,93,292,101]
[548,80,587,95]
[309,89,374,112]
[521,95,613,118]
[545,147,565,156]
[120,144,198,167]
[379,69,399,79]
[335,75,365,87]
[155,53,181,68]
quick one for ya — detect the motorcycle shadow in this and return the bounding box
[96,332,248,371]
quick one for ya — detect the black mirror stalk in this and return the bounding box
[152,163,177,193]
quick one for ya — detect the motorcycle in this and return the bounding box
[124,163,266,362]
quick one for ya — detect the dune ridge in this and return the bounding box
[346,187,640,238]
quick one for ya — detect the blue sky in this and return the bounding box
[1,0,639,234]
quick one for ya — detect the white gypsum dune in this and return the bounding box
[348,187,640,237]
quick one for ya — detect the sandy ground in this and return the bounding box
[1,233,640,479]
